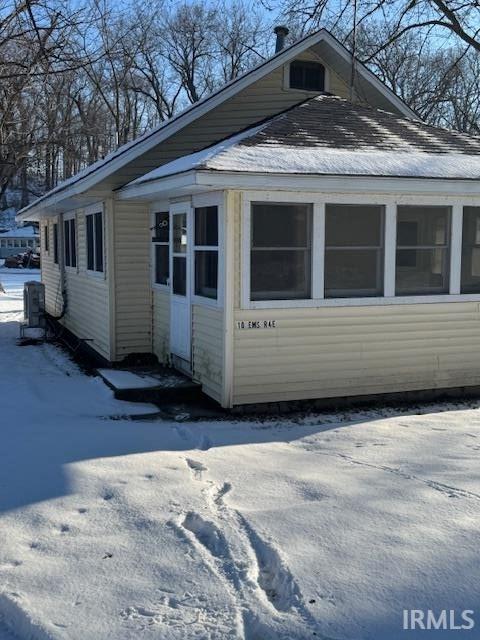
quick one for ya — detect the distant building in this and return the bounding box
[0,226,39,258]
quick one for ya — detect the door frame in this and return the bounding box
[169,201,193,372]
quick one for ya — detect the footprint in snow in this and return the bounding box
[185,458,207,480]
[212,482,232,505]
[0,560,22,569]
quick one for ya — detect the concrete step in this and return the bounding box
[96,366,203,404]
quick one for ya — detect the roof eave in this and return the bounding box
[117,170,200,201]
[119,169,480,198]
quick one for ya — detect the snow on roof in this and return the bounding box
[127,124,268,185]
[0,226,39,237]
[127,96,480,183]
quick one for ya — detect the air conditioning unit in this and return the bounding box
[23,281,45,328]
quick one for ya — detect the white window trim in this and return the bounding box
[170,201,192,305]
[241,190,480,310]
[63,211,78,272]
[85,202,105,279]
[53,220,60,268]
[450,203,463,295]
[192,192,225,308]
[151,205,170,293]
[151,199,170,292]
[283,57,330,93]
[43,221,50,256]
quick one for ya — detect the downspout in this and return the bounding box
[49,208,68,320]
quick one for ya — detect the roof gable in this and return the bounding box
[123,96,480,185]
[18,30,419,220]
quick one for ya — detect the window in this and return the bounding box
[396,206,450,295]
[64,218,77,268]
[86,211,103,273]
[172,213,187,295]
[289,61,325,91]
[194,206,218,299]
[461,207,480,293]
[43,224,49,253]
[53,223,59,264]
[251,203,312,301]
[325,204,384,298]
[152,212,169,286]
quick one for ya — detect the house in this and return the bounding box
[0,226,39,258]
[16,28,480,408]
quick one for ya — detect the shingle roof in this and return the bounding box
[241,95,480,155]
[127,95,480,185]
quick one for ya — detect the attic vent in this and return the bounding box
[290,60,325,92]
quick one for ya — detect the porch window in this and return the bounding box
[194,206,218,300]
[44,224,49,253]
[64,218,77,268]
[152,211,169,286]
[251,202,312,300]
[325,204,384,297]
[461,207,480,293]
[53,223,59,264]
[86,211,103,273]
[396,206,450,295]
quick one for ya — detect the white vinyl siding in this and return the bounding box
[152,289,170,364]
[63,208,110,359]
[232,303,480,405]
[113,201,152,358]
[41,218,62,316]
[40,208,111,360]
[192,305,223,403]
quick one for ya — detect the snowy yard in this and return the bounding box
[1,271,480,639]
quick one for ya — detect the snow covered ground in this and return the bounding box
[1,271,480,639]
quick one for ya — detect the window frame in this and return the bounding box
[191,192,225,308]
[324,203,385,298]
[63,212,77,271]
[43,223,49,254]
[53,222,59,265]
[85,203,105,278]
[241,191,479,310]
[193,204,220,303]
[151,207,170,291]
[284,59,330,93]
[395,205,452,296]
[250,201,314,301]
